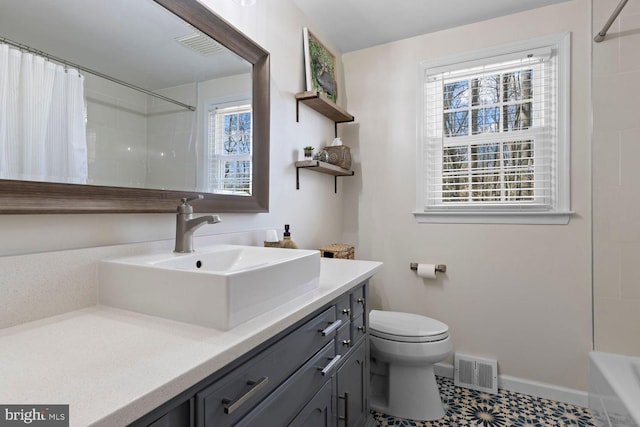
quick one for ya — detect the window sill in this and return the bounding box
[413,210,574,225]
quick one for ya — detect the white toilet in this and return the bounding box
[369,310,453,421]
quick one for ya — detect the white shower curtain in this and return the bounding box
[0,43,87,183]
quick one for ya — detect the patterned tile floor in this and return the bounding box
[373,377,597,427]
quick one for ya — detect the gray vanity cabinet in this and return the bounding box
[336,341,367,427]
[131,282,370,427]
[195,306,337,426]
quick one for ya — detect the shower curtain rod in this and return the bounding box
[0,36,196,111]
[594,0,629,42]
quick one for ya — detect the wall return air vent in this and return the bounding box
[454,353,498,394]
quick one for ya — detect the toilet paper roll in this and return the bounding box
[416,263,437,279]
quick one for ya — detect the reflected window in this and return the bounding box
[207,102,252,195]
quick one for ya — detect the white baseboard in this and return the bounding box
[434,362,588,408]
[434,362,454,378]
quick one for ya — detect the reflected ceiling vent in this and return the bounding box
[175,28,223,56]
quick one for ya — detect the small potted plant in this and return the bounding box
[303,146,314,158]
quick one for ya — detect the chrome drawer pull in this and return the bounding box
[320,319,342,336]
[357,325,366,333]
[319,354,341,376]
[342,339,352,347]
[221,376,268,414]
[356,297,365,304]
[342,308,351,315]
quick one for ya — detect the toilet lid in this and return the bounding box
[369,310,449,343]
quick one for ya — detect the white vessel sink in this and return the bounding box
[98,245,320,330]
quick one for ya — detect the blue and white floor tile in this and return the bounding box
[373,376,596,427]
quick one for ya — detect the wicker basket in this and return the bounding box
[319,243,354,259]
[264,241,281,248]
[324,146,351,170]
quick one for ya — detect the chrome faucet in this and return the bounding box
[174,196,221,253]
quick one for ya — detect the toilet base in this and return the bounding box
[371,363,445,421]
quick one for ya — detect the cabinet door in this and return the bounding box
[288,378,335,427]
[336,341,367,427]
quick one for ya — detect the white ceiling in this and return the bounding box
[0,0,573,89]
[294,0,572,53]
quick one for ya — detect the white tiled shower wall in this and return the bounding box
[84,72,251,191]
[592,0,640,356]
[85,74,149,188]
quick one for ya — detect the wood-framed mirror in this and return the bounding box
[0,0,269,213]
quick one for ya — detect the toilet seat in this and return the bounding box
[369,310,449,343]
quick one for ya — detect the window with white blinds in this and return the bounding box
[207,103,252,195]
[416,34,572,224]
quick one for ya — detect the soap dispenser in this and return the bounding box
[280,224,298,249]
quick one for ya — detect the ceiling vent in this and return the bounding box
[175,28,223,56]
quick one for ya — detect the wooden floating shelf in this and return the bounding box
[295,160,354,193]
[295,91,354,123]
[295,160,353,176]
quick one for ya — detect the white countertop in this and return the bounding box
[0,258,382,427]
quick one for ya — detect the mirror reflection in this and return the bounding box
[0,0,254,196]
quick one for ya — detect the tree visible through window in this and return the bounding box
[441,69,535,203]
[208,104,252,195]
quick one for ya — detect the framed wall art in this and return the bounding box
[303,27,337,103]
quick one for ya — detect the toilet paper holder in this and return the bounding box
[410,262,447,273]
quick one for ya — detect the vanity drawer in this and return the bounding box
[336,294,352,320]
[351,314,366,345]
[350,285,366,318]
[196,306,336,427]
[336,320,352,357]
[147,399,192,427]
[235,342,338,426]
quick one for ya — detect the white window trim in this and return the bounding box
[414,33,573,225]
